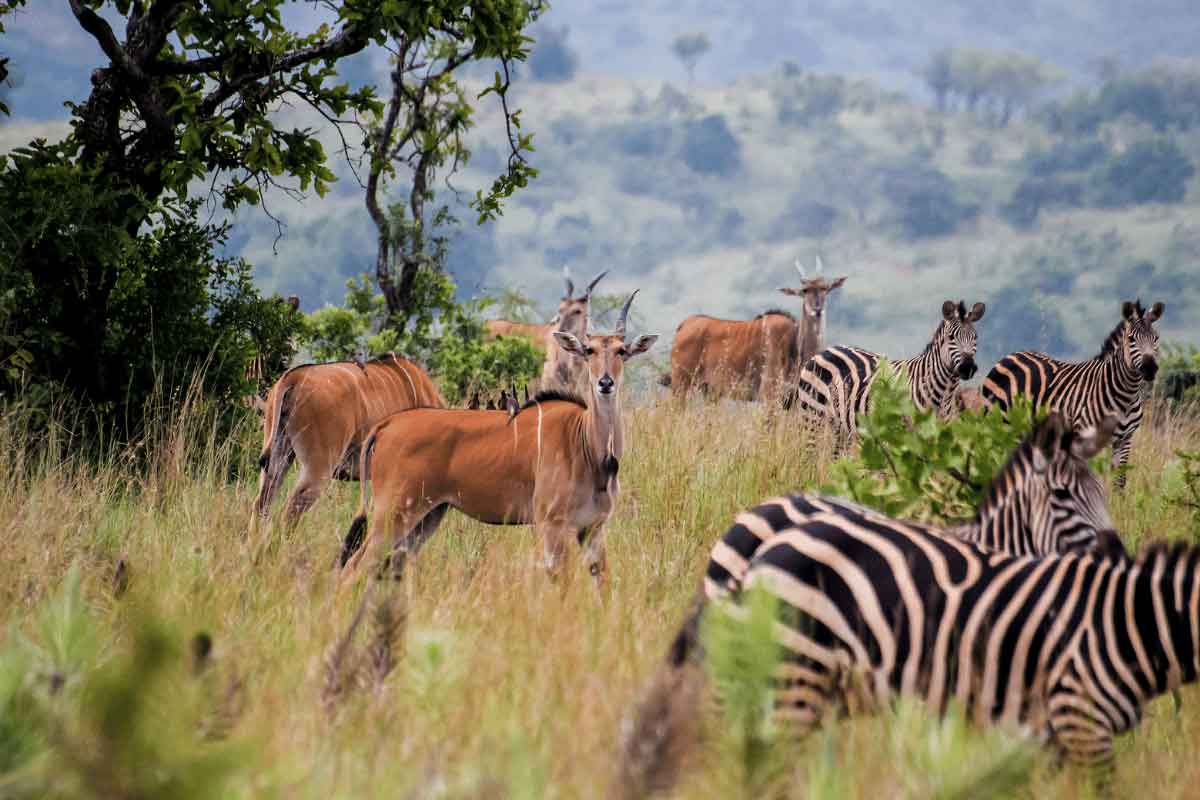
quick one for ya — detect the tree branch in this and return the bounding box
[69,0,149,85]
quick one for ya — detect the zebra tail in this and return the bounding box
[614,592,707,800]
[338,430,380,568]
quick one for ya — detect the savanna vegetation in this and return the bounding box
[2,375,1199,798]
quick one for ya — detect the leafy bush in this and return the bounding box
[823,362,1043,523]
[0,141,301,434]
[296,272,542,405]
[879,161,978,239]
[681,115,741,177]
[1089,138,1195,207]
[1159,342,1200,408]
[1020,137,1108,174]
[1001,175,1084,228]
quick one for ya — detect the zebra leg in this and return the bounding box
[1046,673,1116,786]
[772,653,841,736]
[1109,417,1139,489]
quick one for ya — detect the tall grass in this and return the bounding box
[0,384,1198,798]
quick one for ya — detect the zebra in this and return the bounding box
[982,299,1165,487]
[792,300,985,444]
[703,412,1122,606]
[618,415,1125,796]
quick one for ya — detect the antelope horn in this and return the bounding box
[562,265,575,298]
[584,269,609,299]
[794,257,808,279]
[815,254,824,274]
[616,290,639,338]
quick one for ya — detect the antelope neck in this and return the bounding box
[581,392,623,472]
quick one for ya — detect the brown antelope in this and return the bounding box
[338,292,657,589]
[665,257,846,406]
[253,353,444,524]
[485,268,607,391]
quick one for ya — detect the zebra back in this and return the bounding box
[742,505,1196,766]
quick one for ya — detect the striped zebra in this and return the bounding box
[618,415,1124,796]
[792,300,986,443]
[710,504,1188,771]
[982,299,1165,486]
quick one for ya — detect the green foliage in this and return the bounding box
[880,160,978,239]
[1159,342,1200,407]
[296,272,541,404]
[1089,138,1195,208]
[925,48,1062,124]
[0,141,302,433]
[1167,450,1200,531]
[681,115,741,178]
[887,698,1039,799]
[701,585,787,793]
[823,362,1040,523]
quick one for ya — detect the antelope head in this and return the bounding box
[780,256,846,321]
[940,299,986,380]
[554,266,609,338]
[1119,299,1165,382]
[552,291,657,403]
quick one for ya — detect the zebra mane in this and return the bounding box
[1099,320,1127,357]
[1131,539,1200,570]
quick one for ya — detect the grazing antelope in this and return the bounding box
[982,299,1164,486]
[338,293,657,588]
[793,299,986,444]
[253,354,444,523]
[666,257,845,406]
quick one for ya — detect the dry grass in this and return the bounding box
[1,393,1198,798]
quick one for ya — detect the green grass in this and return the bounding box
[0,392,1198,798]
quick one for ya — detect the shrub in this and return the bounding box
[823,362,1046,523]
[681,115,741,177]
[1089,138,1195,207]
[1001,175,1084,228]
[1020,138,1108,175]
[879,161,978,239]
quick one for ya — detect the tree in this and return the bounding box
[923,50,953,112]
[671,32,711,85]
[1090,138,1195,207]
[0,1,536,424]
[364,2,541,328]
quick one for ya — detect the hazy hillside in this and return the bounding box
[233,58,1200,366]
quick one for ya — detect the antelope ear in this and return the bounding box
[829,276,847,290]
[624,334,659,358]
[942,300,958,321]
[1032,412,1068,473]
[1072,416,1118,460]
[1146,302,1165,323]
[1121,300,1137,321]
[780,287,803,296]
[967,302,986,322]
[552,331,588,356]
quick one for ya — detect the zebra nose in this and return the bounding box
[958,358,977,380]
[597,375,614,394]
[1140,358,1158,381]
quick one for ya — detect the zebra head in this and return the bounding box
[781,257,847,321]
[939,300,986,380]
[1027,412,1121,555]
[1118,299,1165,382]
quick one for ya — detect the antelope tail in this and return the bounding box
[259,384,292,472]
[339,430,380,568]
[615,593,707,800]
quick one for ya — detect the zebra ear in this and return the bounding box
[1072,416,1118,460]
[1121,301,1137,321]
[1032,412,1068,472]
[942,300,958,321]
[967,302,986,322]
[1146,302,1165,323]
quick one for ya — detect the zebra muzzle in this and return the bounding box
[1140,358,1159,381]
[958,358,978,380]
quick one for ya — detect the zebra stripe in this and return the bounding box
[793,300,985,441]
[730,498,1195,768]
[704,412,1119,611]
[981,300,1164,485]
